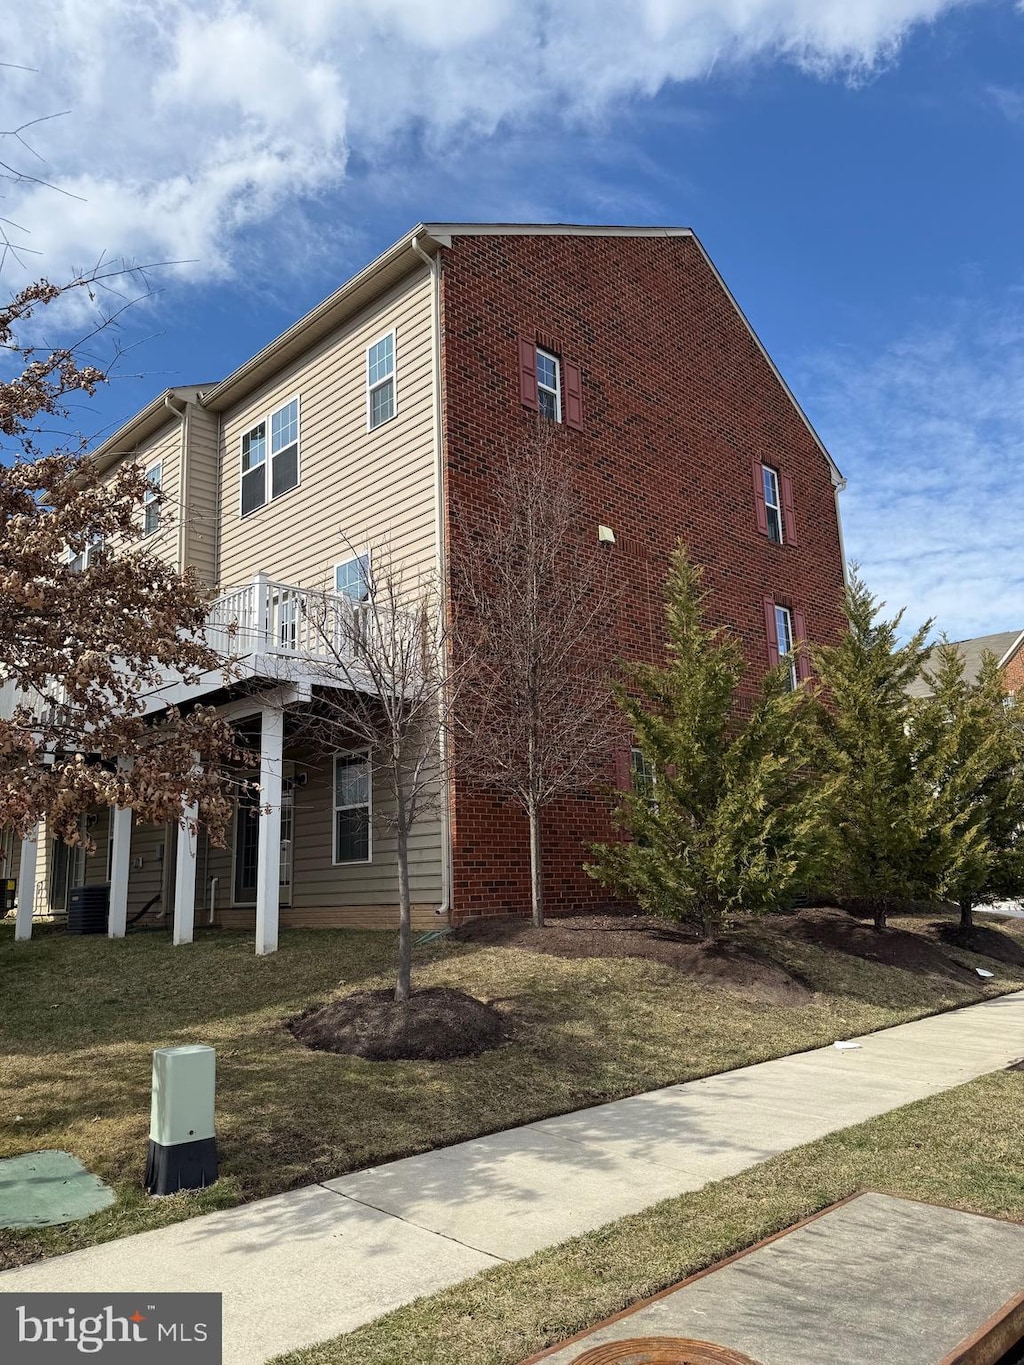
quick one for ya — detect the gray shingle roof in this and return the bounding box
[907,630,1023,698]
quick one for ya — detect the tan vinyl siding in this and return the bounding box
[182,402,220,586]
[216,266,437,593]
[101,420,184,572]
[125,823,170,921]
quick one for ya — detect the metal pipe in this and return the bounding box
[208,876,218,926]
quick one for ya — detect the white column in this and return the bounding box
[108,759,134,939]
[255,706,283,957]
[15,825,39,941]
[173,799,199,946]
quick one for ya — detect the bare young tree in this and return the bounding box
[297,539,452,1002]
[451,435,618,927]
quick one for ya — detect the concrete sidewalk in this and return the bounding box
[3,991,1022,1365]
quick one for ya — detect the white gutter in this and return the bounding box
[411,234,452,921]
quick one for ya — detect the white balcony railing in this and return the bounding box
[204,573,367,668]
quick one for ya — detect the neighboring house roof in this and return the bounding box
[907,630,1024,698]
[85,222,844,488]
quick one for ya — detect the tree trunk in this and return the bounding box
[959,896,974,934]
[528,799,544,929]
[872,899,887,933]
[395,815,412,1003]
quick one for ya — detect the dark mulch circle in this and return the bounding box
[288,986,506,1061]
[932,922,1024,967]
[451,912,813,1006]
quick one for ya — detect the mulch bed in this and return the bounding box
[451,911,813,1006]
[932,922,1024,967]
[289,986,506,1061]
[450,905,1013,1004]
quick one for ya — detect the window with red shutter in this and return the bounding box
[612,746,632,791]
[763,595,780,668]
[564,360,583,430]
[792,608,811,682]
[781,473,798,546]
[752,458,769,536]
[518,336,538,411]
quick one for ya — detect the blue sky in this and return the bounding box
[4,0,1023,640]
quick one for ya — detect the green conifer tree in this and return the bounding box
[915,643,1024,933]
[810,570,933,931]
[587,544,819,938]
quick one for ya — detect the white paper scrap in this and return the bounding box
[976,968,995,978]
[833,1040,861,1050]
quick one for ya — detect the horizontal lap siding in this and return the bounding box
[104,422,184,571]
[216,267,437,592]
[182,404,220,586]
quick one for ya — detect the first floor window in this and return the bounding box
[367,332,395,430]
[630,747,657,805]
[143,463,162,536]
[241,397,300,516]
[334,751,371,863]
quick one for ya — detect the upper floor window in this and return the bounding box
[241,397,300,517]
[536,348,561,422]
[143,463,162,537]
[630,747,657,805]
[335,553,371,602]
[367,331,396,430]
[752,459,797,546]
[517,336,584,430]
[761,465,783,544]
[69,536,103,573]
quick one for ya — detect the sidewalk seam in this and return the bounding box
[317,1184,511,1265]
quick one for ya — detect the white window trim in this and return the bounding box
[762,463,783,544]
[630,746,658,808]
[333,749,373,866]
[366,329,397,432]
[334,550,372,603]
[239,393,302,518]
[775,604,798,690]
[69,536,103,573]
[142,463,162,537]
[536,346,561,422]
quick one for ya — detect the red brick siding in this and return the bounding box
[439,232,847,920]
[1003,644,1024,698]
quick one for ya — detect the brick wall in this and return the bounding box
[1003,643,1024,698]
[439,231,848,920]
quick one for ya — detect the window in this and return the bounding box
[536,348,561,421]
[240,397,300,516]
[335,553,371,602]
[143,464,162,537]
[753,461,797,545]
[631,747,657,805]
[69,537,103,573]
[775,605,797,690]
[367,331,395,430]
[762,465,783,544]
[334,751,371,863]
[517,337,584,428]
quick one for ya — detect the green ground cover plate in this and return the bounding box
[0,1150,115,1229]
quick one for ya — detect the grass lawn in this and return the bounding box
[271,1067,1024,1365]
[1,909,1022,1272]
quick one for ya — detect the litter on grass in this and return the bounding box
[976,968,995,978]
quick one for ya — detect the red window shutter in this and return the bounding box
[793,608,812,681]
[763,596,780,668]
[613,746,632,791]
[781,473,798,546]
[518,336,538,411]
[752,458,768,536]
[564,360,583,430]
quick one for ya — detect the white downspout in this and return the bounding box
[164,392,189,572]
[411,234,451,920]
[832,474,850,589]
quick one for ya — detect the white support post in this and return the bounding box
[173,798,199,947]
[15,825,39,941]
[108,759,134,939]
[255,706,284,957]
[253,571,271,656]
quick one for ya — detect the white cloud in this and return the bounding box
[0,0,977,289]
[799,297,1024,640]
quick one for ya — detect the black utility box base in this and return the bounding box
[145,1137,218,1195]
